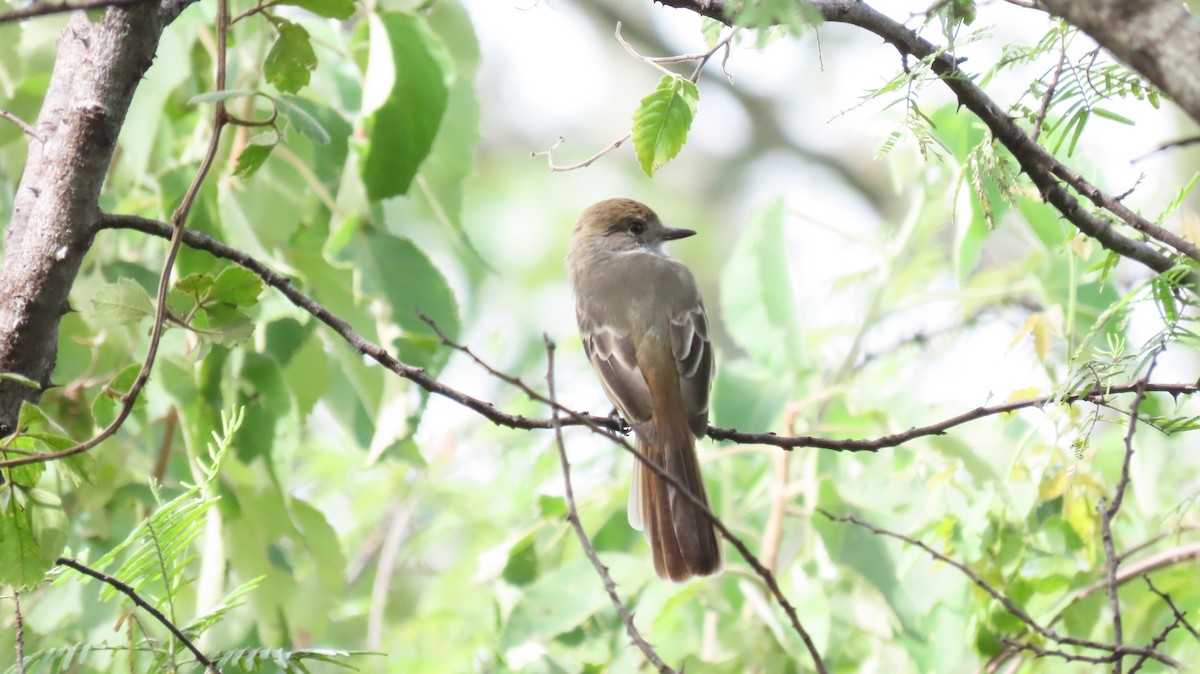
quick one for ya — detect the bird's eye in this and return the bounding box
[629,220,646,236]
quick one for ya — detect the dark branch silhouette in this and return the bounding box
[655,0,1197,271]
[543,337,678,674]
[56,557,221,672]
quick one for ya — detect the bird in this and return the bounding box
[567,197,721,581]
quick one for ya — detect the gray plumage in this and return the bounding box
[567,198,721,581]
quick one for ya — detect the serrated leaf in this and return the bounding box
[274,95,331,145]
[0,489,66,589]
[175,272,215,297]
[91,278,155,324]
[281,0,355,20]
[360,12,452,200]
[234,142,276,178]
[200,305,256,347]
[701,17,724,48]
[265,21,318,95]
[211,266,264,307]
[631,75,699,176]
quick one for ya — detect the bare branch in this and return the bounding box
[56,557,221,673]
[543,336,677,674]
[1031,46,1068,143]
[0,0,153,23]
[655,0,1196,271]
[0,110,42,142]
[709,382,1200,451]
[1100,345,1163,673]
[1144,576,1200,643]
[12,591,25,674]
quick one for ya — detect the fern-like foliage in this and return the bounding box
[212,648,373,673]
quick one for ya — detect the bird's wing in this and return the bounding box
[669,300,714,439]
[578,309,654,428]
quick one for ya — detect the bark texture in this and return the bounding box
[0,5,174,433]
[1041,0,1200,128]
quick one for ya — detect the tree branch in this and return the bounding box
[0,0,154,23]
[1039,0,1200,129]
[543,336,677,674]
[654,0,1195,272]
[56,557,220,673]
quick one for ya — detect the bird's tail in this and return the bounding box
[632,428,722,581]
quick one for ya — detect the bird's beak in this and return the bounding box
[661,227,697,241]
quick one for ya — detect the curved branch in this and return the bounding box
[57,557,221,672]
[96,216,1200,458]
[709,381,1200,451]
[655,0,1195,272]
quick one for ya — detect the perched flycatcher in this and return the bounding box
[567,198,721,581]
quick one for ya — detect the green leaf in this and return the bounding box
[0,489,66,589]
[199,304,256,348]
[1092,108,1134,125]
[701,17,724,48]
[281,0,356,20]
[397,0,489,269]
[274,95,331,145]
[359,12,452,200]
[82,486,215,601]
[631,75,699,176]
[176,272,215,297]
[234,140,276,178]
[718,199,802,372]
[91,363,145,428]
[90,278,155,324]
[0,371,40,390]
[340,229,460,369]
[210,266,264,307]
[265,21,318,95]
[500,556,647,652]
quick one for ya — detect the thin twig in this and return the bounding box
[543,336,677,674]
[1031,46,1068,143]
[997,637,1120,665]
[706,381,1200,451]
[1144,576,1200,642]
[0,0,231,470]
[0,110,42,142]
[0,0,151,23]
[56,557,221,673]
[1132,136,1200,164]
[1101,346,1163,674]
[425,318,828,674]
[531,21,735,173]
[13,592,25,674]
[819,511,1179,666]
[1128,614,1183,674]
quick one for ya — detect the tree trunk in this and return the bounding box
[0,3,182,433]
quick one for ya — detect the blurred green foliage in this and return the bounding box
[1,1,1199,673]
